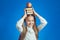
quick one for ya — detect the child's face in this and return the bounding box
[26,16,34,27]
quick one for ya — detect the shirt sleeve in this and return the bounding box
[16,18,24,32]
[37,15,48,31]
[34,10,48,31]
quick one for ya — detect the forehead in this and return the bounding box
[27,16,34,20]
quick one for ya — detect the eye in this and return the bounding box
[28,20,30,22]
[30,19,34,21]
[31,20,34,22]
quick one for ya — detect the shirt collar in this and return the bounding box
[27,26,33,31]
[27,26,33,29]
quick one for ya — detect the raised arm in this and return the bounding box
[16,12,27,32]
[33,9,48,31]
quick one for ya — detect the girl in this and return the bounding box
[16,3,48,40]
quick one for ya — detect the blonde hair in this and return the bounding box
[19,14,38,40]
[25,14,38,34]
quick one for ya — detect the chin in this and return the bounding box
[29,25,33,27]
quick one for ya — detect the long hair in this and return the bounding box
[24,14,38,38]
[19,14,38,40]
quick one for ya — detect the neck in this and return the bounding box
[27,26,33,28]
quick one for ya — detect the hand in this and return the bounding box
[32,8,37,16]
[24,12,27,18]
[24,9,27,18]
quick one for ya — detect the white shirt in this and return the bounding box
[24,26,36,40]
[16,11,48,40]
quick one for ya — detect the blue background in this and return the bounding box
[0,0,60,40]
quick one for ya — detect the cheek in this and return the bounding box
[26,21,34,25]
[26,21,30,25]
[27,21,30,24]
[32,21,34,24]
